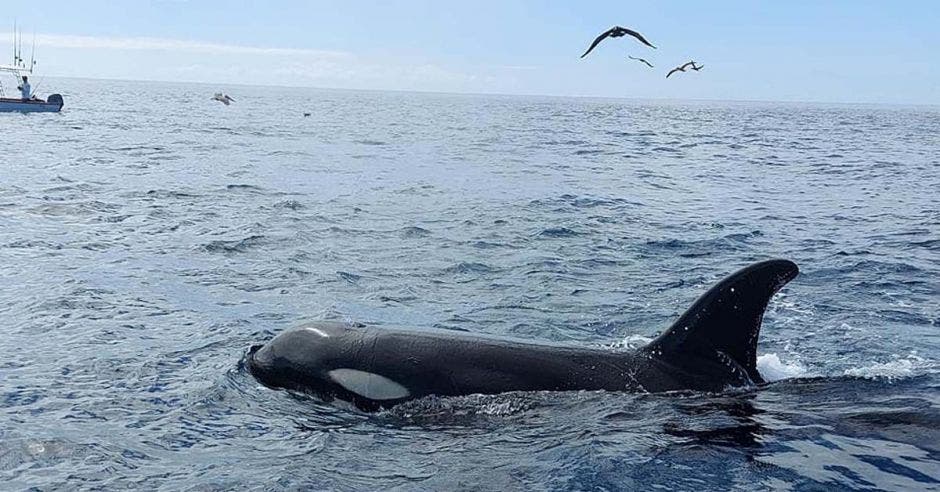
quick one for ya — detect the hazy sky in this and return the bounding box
[5,0,938,104]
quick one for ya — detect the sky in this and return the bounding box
[3,0,938,104]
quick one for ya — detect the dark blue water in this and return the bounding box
[1,79,938,490]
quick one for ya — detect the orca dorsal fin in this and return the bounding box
[643,259,799,386]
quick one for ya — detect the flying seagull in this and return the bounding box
[666,61,698,79]
[628,55,654,68]
[581,26,656,58]
[212,93,235,105]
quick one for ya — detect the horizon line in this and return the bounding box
[37,74,940,109]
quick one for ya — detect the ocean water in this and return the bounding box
[1,78,938,491]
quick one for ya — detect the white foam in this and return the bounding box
[843,354,935,381]
[757,353,808,382]
[607,334,654,350]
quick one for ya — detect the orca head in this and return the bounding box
[247,322,413,411]
[247,325,339,395]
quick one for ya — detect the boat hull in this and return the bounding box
[0,96,63,113]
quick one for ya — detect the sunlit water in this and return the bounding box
[1,78,938,490]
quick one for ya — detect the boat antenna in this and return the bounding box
[29,30,35,72]
[15,23,23,68]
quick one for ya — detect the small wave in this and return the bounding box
[576,258,618,269]
[470,241,505,249]
[530,194,640,211]
[608,130,656,138]
[354,139,388,146]
[638,238,712,258]
[573,149,604,155]
[377,295,418,304]
[444,262,493,274]
[225,184,265,193]
[537,227,580,238]
[337,271,362,283]
[757,353,808,382]
[851,259,923,274]
[145,189,198,199]
[542,138,588,145]
[273,200,304,210]
[27,201,120,218]
[571,197,631,208]
[834,249,874,256]
[94,214,133,223]
[0,438,109,469]
[203,235,265,254]
[724,231,764,241]
[42,183,98,194]
[909,239,940,251]
[3,239,62,250]
[112,145,166,152]
[399,226,431,238]
[638,232,762,258]
[843,354,936,381]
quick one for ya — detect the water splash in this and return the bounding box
[606,334,654,350]
[757,353,808,382]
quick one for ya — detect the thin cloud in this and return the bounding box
[26,33,350,59]
[20,32,508,93]
[495,65,540,71]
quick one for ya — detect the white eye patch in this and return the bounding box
[328,368,410,400]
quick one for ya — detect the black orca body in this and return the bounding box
[248,260,798,411]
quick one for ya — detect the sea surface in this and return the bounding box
[1,78,938,491]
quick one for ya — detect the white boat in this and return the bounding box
[0,22,63,113]
[0,93,63,112]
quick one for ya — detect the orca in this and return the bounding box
[248,259,798,411]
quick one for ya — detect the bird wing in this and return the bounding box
[619,27,656,49]
[666,67,681,78]
[680,61,696,70]
[580,27,616,58]
[628,56,654,68]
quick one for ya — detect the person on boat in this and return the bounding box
[17,76,31,100]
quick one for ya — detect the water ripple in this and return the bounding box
[1,82,938,490]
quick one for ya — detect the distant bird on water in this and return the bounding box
[628,55,654,68]
[581,26,656,58]
[212,93,235,105]
[303,112,311,117]
[666,61,699,79]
